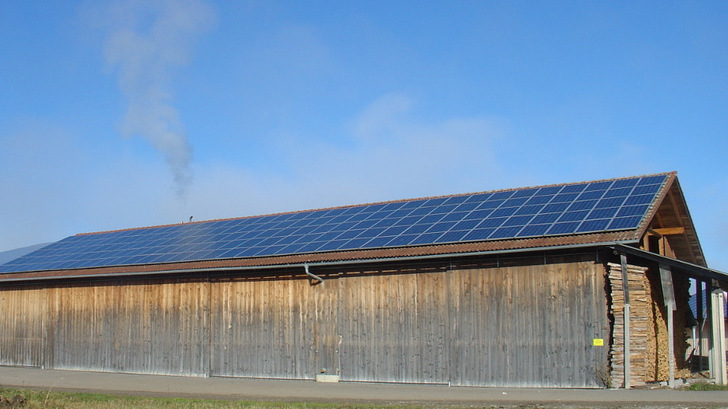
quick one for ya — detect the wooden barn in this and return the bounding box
[1,171,726,388]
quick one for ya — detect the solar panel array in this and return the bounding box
[0,174,668,273]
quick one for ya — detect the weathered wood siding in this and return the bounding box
[0,286,45,367]
[0,280,209,375]
[48,280,210,375]
[337,270,451,383]
[334,257,609,387]
[209,276,321,379]
[447,259,608,387]
[0,254,610,387]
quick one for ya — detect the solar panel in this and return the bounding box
[0,173,670,273]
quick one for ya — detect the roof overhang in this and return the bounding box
[610,243,728,284]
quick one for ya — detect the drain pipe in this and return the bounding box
[304,263,324,286]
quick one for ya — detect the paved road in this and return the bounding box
[1,366,727,407]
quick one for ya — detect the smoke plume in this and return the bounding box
[103,0,215,198]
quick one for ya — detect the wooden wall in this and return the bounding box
[0,254,610,387]
[0,280,210,375]
[0,286,45,367]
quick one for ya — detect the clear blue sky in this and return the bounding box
[1,1,726,271]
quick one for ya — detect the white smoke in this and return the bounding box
[102,0,215,198]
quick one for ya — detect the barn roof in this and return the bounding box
[0,171,712,281]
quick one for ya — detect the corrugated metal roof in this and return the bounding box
[0,172,679,280]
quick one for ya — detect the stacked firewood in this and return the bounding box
[608,262,651,388]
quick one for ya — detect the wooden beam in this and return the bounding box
[667,189,700,264]
[620,253,631,389]
[652,227,685,236]
[710,289,727,385]
[697,280,704,372]
[659,264,676,388]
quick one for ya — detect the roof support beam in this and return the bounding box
[696,279,705,372]
[652,227,686,236]
[710,289,727,384]
[659,264,676,388]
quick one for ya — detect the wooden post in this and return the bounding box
[697,280,704,372]
[710,288,727,385]
[708,281,715,377]
[659,264,676,388]
[620,253,631,389]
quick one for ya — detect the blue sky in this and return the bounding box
[1,1,727,271]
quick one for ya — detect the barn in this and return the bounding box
[1,171,726,388]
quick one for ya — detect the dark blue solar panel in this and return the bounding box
[543,202,570,213]
[638,175,666,185]
[462,228,495,241]
[561,184,587,194]
[525,195,553,205]
[490,190,515,200]
[502,215,533,227]
[612,178,639,189]
[568,200,598,211]
[588,207,620,219]
[517,224,551,237]
[529,212,562,224]
[490,226,524,239]
[0,173,671,273]
[386,235,415,247]
[547,222,581,235]
[559,210,591,222]
[479,217,509,229]
[429,221,457,233]
[617,205,650,217]
[608,216,644,230]
[577,219,611,232]
[491,207,519,218]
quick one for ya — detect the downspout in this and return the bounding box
[304,263,324,286]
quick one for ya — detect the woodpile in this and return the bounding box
[608,263,691,387]
[608,263,651,387]
[645,269,692,381]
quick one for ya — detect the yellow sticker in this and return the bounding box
[593,338,604,346]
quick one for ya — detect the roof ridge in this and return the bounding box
[76,171,676,237]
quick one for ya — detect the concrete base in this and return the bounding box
[315,374,340,383]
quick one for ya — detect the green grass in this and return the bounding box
[5,386,728,409]
[1,388,397,409]
[684,381,728,391]
[0,388,505,409]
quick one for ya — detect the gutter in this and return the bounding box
[0,239,640,284]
